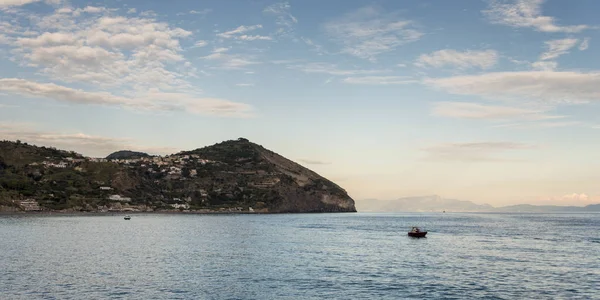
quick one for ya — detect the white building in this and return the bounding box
[108,195,131,202]
[171,203,190,209]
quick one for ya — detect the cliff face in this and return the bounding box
[0,139,356,213]
[178,139,356,213]
[254,145,355,212]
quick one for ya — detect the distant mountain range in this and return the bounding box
[356,195,600,213]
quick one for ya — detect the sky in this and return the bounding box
[1,0,599,207]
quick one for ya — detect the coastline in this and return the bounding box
[0,209,358,216]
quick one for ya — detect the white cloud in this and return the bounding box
[6,11,195,91]
[531,61,557,71]
[324,6,423,60]
[537,193,599,206]
[431,102,562,121]
[424,71,600,105]
[216,25,270,41]
[0,33,9,44]
[416,49,498,69]
[422,141,535,162]
[492,121,582,129]
[79,6,105,14]
[189,9,211,15]
[192,40,208,48]
[288,62,388,76]
[579,38,590,51]
[263,2,297,37]
[539,38,578,60]
[237,35,272,41]
[0,0,40,7]
[483,0,588,33]
[202,49,259,70]
[343,76,416,85]
[126,8,136,14]
[300,37,328,55]
[299,159,331,165]
[139,10,157,18]
[235,83,254,87]
[16,32,77,47]
[0,78,254,117]
[0,122,178,157]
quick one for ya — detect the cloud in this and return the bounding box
[189,9,211,15]
[288,62,388,76]
[323,6,423,60]
[263,2,297,37]
[0,0,40,7]
[300,37,329,55]
[539,38,578,60]
[6,11,195,91]
[216,25,271,41]
[537,193,599,206]
[299,159,331,165]
[531,61,557,71]
[237,35,272,41]
[492,120,583,129]
[192,40,208,48]
[126,8,136,14]
[343,76,416,85]
[431,102,563,121]
[579,38,590,51]
[0,78,254,117]
[416,49,498,70]
[235,83,254,87]
[422,141,535,162]
[483,0,588,33]
[424,71,600,105]
[202,48,259,69]
[0,122,178,157]
[139,10,157,18]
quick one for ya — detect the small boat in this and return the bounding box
[408,226,427,238]
[124,215,131,220]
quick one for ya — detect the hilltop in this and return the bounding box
[0,138,356,213]
[106,150,150,160]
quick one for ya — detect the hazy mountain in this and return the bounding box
[494,204,600,213]
[356,195,493,212]
[106,150,150,160]
[356,195,600,213]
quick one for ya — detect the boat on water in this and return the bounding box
[408,226,427,238]
[124,215,131,220]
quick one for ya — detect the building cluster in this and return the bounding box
[22,152,282,211]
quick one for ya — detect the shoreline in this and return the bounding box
[0,210,358,216]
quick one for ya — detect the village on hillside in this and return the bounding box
[7,151,281,213]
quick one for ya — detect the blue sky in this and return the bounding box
[1,0,599,206]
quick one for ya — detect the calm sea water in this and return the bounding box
[1,213,599,299]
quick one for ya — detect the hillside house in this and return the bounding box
[108,195,131,202]
[19,199,41,211]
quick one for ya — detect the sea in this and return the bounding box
[1,212,599,299]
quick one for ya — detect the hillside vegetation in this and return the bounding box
[0,138,356,213]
